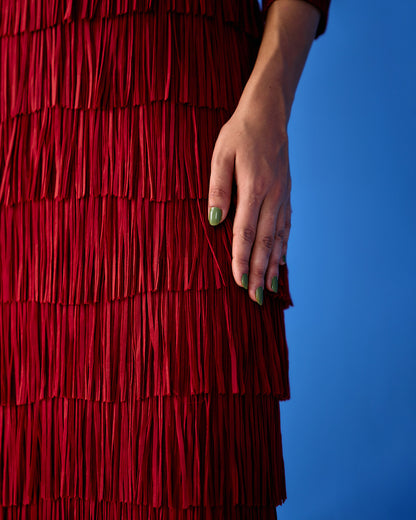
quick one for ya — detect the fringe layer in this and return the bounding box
[0,103,231,205]
[0,394,286,509]
[0,2,262,122]
[0,279,291,406]
[0,194,294,304]
[0,0,264,40]
[0,500,280,520]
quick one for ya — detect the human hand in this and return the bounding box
[206,0,320,306]
[207,104,292,306]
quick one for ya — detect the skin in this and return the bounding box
[207,0,321,304]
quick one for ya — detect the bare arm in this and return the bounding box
[207,0,322,306]
[241,0,321,124]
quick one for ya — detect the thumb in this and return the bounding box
[208,138,235,226]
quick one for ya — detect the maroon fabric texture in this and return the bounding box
[0,0,294,517]
[262,0,331,37]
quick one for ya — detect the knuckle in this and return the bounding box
[251,263,265,278]
[209,184,228,200]
[235,225,256,244]
[262,234,274,250]
[276,228,285,241]
[210,152,227,174]
[233,256,250,270]
[210,153,220,171]
[248,176,269,200]
[246,191,263,209]
[270,183,288,207]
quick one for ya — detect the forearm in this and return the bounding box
[235,0,321,126]
[207,0,326,301]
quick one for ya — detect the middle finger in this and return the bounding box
[232,182,281,305]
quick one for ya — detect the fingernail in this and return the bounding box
[255,286,263,306]
[241,273,248,289]
[208,207,222,226]
[271,276,278,293]
[282,254,286,264]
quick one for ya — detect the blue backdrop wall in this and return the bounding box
[258,1,416,518]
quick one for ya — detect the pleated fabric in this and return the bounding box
[0,0,294,518]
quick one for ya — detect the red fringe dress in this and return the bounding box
[0,0,328,518]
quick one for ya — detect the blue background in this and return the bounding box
[258,1,416,518]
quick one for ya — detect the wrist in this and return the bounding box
[235,51,292,129]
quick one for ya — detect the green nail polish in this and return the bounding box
[255,286,263,306]
[208,207,222,226]
[282,254,286,264]
[271,276,278,293]
[241,273,248,289]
